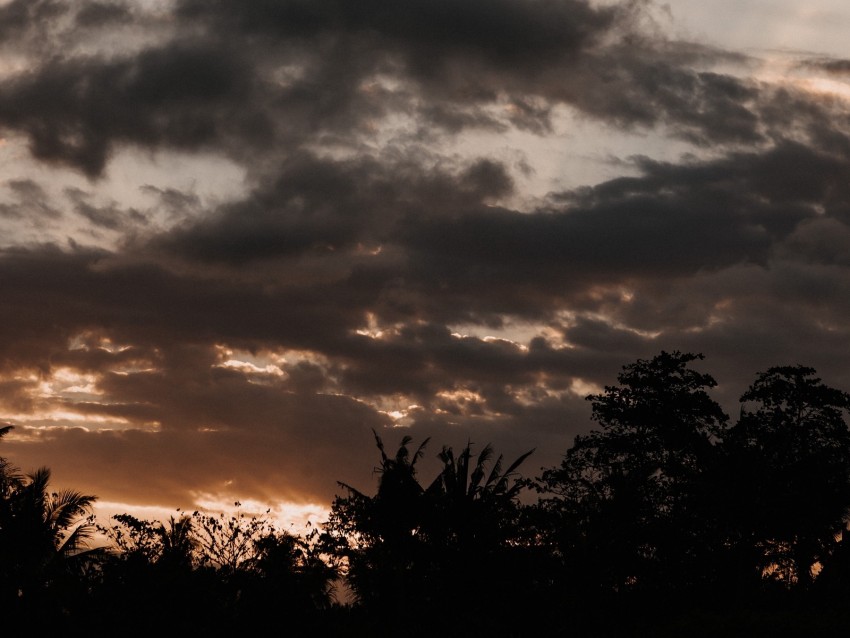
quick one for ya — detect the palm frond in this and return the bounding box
[495,449,535,493]
[396,435,413,464]
[476,443,494,468]
[470,443,494,492]
[411,437,431,466]
[48,489,97,531]
[502,448,535,478]
[371,429,388,463]
[27,466,52,494]
[485,453,505,488]
[437,445,454,467]
[56,521,97,556]
[337,481,369,500]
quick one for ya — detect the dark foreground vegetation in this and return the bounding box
[4,351,850,635]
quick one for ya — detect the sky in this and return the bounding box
[3,0,850,529]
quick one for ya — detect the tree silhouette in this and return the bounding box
[0,425,18,497]
[421,442,539,631]
[157,514,198,571]
[324,430,537,634]
[96,506,337,630]
[722,365,850,589]
[94,512,209,629]
[5,353,850,632]
[0,427,100,620]
[230,527,338,628]
[324,430,432,612]
[538,351,730,596]
[423,442,532,551]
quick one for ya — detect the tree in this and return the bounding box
[233,528,338,623]
[722,365,850,589]
[190,505,337,621]
[419,442,541,632]
[538,351,730,595]
[0,425,20,499]
[324,430,536,634]
[324,430,432,610]
[96,506,336,629]
[0,427,100,619]
[423,441,534,565]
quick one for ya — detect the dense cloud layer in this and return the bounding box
[2,0,850,517]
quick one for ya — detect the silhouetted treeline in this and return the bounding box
[4,351,850,636]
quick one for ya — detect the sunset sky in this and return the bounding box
[3,0,850,529]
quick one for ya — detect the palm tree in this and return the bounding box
[0,425,22,498]
[157,515,198,571]
[424,442,533,550]
[325,430,432,608]
[0,454,99,615]
[428,442,533,501]
[325,431,539,632]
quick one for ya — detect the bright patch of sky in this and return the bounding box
[0,139,247,249]
[662,0,850,58]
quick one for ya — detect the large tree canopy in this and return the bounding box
[538,351,730,593]
[723,365,850,587]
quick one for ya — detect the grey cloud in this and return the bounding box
[0,38,261,176]
[0,0,68,47]
[65,187,147,231]
[562,316,650,353]
[139,185,202,219]
[800,56,850,75]
[0,0,810,178]
[0,239,605,429]
[4,0,850,519]
[74,1,133,27]
[0,179,60,220]
[136,137,850,334]
[176,0,616,66]
[151,154,513,265]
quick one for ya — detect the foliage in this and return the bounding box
[100,513,168,564]
[0,426,101,620]
[538,351,730,594]
[94,503,337,629]
[324,429,537,633]
[324,431,432,608]
[192,504,274,573]
[722,365,850,588]
[5,353,850,632]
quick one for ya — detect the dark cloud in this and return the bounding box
[0,0,819,178]
[2,0,850,518]
[0,179,60,220]
[74,1,133,27]
[800,57,850,75]
[176,0,616,64]
[0,37,262,176]
[148,139,842,316]
[64,187,147,231]
[0,0,68,47]
[139,185,202,219]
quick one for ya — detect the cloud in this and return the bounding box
[800,56,850,75]
[0,0,814,178]
[2,0,850,517]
